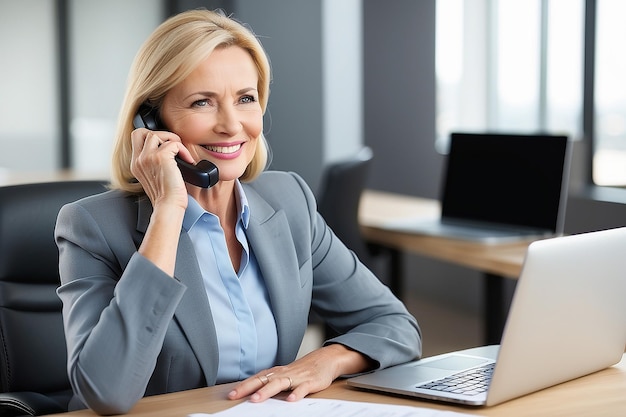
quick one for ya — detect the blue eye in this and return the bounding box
[193,99,208,107]
[240,95,257,104]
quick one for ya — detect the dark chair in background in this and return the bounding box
[317,146,374,267]
[314,147,384,337]
[0,180,108,416]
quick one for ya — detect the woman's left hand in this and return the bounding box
[227,344,373,402]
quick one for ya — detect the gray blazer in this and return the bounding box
[56,171,421,415]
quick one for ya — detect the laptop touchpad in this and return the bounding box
[420,356,490,371]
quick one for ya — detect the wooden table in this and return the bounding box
[47,354,626,416]
[358,190,533,344]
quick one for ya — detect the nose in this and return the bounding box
[213,105,242,136]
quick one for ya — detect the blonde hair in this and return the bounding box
[110,9,271,193]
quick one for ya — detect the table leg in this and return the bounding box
[484,273,507,345]
[367,244,404,299]
[379,246,507,345]
[388,248,404,299]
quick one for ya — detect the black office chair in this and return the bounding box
[317,146,374,267]
[0,180,108,416]
[313,148,379,337]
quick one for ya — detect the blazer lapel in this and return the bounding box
[136,197,219,385]
[244,188,307,364]
[172,233,220,384]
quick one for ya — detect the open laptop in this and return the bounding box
[348,227,626,406]
[384,132,571,243]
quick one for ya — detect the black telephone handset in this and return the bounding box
[133,104,219,188]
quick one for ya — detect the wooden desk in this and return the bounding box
[47,354,626,416]
[358,190,533,344]
[358,190,530,278]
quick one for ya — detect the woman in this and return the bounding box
[55,9,421,415]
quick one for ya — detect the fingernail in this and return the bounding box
[251,393,261,402]
[287,393,296,401]
[228,390,236,399]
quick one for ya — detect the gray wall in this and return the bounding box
[236,0,325,189]
[363,0,441,199]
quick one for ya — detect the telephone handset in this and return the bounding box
[133,104,219,188]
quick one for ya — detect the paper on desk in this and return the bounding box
[189,398,480,417]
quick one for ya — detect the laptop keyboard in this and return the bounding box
[417,363,495,396]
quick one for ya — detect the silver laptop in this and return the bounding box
[348,227,626,406]
[384,132,571,243]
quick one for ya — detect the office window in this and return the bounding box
[436,0,583,154]
[493,1,541,131]
[593,0,626,186]
[0,1,162,177]
[69,0,162,174]
[0,1,59,172]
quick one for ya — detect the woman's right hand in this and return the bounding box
[130,127,192,276]
[130,127,191,211]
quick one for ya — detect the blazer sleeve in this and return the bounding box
[250,172,422,371]
[303,181,422,369]
[55,194,186,415]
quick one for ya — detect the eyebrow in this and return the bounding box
[184,87,258,101]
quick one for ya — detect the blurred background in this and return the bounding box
[1,0,625,355]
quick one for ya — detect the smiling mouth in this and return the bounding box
[202,144,242,154]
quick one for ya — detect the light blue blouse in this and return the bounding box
[182,181,278,383]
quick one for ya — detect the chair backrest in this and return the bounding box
[317,147,373,265]
[0,180,108,413]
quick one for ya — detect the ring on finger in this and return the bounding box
[287,376,294,391]
[258,372,274,386]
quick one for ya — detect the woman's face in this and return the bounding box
[160,46,262,182]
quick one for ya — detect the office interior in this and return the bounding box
[1,0,625,356]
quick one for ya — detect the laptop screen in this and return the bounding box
[440,132,569,233]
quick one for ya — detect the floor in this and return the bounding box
[298,293,483,359]
[403,294,483,357]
